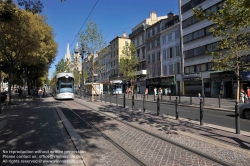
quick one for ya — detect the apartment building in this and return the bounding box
[129,11,167,94]
[97,45,111,84]
[179,0,231,97]
[109,32,131,80]
[160,12,182,96]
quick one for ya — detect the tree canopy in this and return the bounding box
[0,3,57,101]
[119,42,138,95]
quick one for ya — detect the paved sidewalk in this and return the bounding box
[0,96,84,166]
[75,97,250,166]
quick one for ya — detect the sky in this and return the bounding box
[41,0,179,79]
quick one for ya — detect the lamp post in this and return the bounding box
[80,44,86,98]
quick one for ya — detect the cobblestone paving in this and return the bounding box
[106,106,250,166]
[69,100,220,166]
[60,101,139,166]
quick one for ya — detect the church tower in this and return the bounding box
[73,42,82,73]
[64,43,72,72]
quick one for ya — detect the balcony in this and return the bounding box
[137,70,147,76]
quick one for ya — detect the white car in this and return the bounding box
[239,103,250,119]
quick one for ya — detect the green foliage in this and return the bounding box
[119,42,138,82]
[56,58,66,73]
[78,20,106,81]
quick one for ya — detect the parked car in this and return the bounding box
[239,103,250,119]
[1,92,7,102]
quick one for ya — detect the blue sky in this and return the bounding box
[41,0,179,79]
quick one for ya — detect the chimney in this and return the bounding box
[150,11,157,23]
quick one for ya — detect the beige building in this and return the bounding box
[109,32,131,81]
[129,11,168,94]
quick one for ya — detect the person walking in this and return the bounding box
[240,90,244,103]
[38,88,43,100]
[154,87,157,97]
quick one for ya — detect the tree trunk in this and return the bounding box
[8,63,13,104]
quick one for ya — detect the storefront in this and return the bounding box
[210,71,234,98]
[183,73,202,96]
[146,76,176,95]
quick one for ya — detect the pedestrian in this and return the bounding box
[244,92,248,103]
[154,87,157,96]
[247,87,250,99]
[38,88,43,100]
[145,88,148,95]
[164,88,168,96]
[240,90,244,103]
[158,87,162,96]
[198,92,201,99]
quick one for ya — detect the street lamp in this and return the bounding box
[80,45,86,98]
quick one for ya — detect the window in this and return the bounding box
[142,34,144,43]
[169,64,173,75]
[158,67,161,76]
[208,62,215,70]
[196,65,201,72]
[157,51,160,61]
[198,29,205,37]
[157,38,160,47]
[175,45,180,57]
[147,54,150,64]
[175,30,180,39]
[162,35,166,44]
[201,63,207,71]
[177,62,180,74]
[185,66,190,74]
[163,50,167,59]
[193,31,199,39]
[152,41,155,49]
[187,33,192,41]
[152,53,155,63]
[168,33,172,41]
[189,66,194,73]
[169,47,173,58]
[163,66,167,75]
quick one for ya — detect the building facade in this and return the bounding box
[179,0,229,97]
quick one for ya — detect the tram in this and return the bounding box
[112,80,123,94]
[52,72,74,100]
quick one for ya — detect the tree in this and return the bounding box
[119,42,138,96]
[193,0,250,103]
[0,5,57,102]
[56,58,66,72]
[78,20,106,101]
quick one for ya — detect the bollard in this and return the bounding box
[147,94,148,101]
[136,92,137,99]
[244,98,246,104]
[123,93,126,108]
[200,99,203,126]
[161,94,163,102]
[157,96,160,116]
[190,96,192,105]
[175,97,179,120]
[116,94,118,106]
[154,95,155,101]
[132,95,134,108]
[101,93,102,102]
[141,94,142,100]
[179,95,181,103]
[219,94,220,108]
[170,95,171,103]
[143,95,145,112]
[110,92,111,105]
[235,102,240,134]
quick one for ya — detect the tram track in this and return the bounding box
[59,99,229,166]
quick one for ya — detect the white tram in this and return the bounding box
[53,72,74,100]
